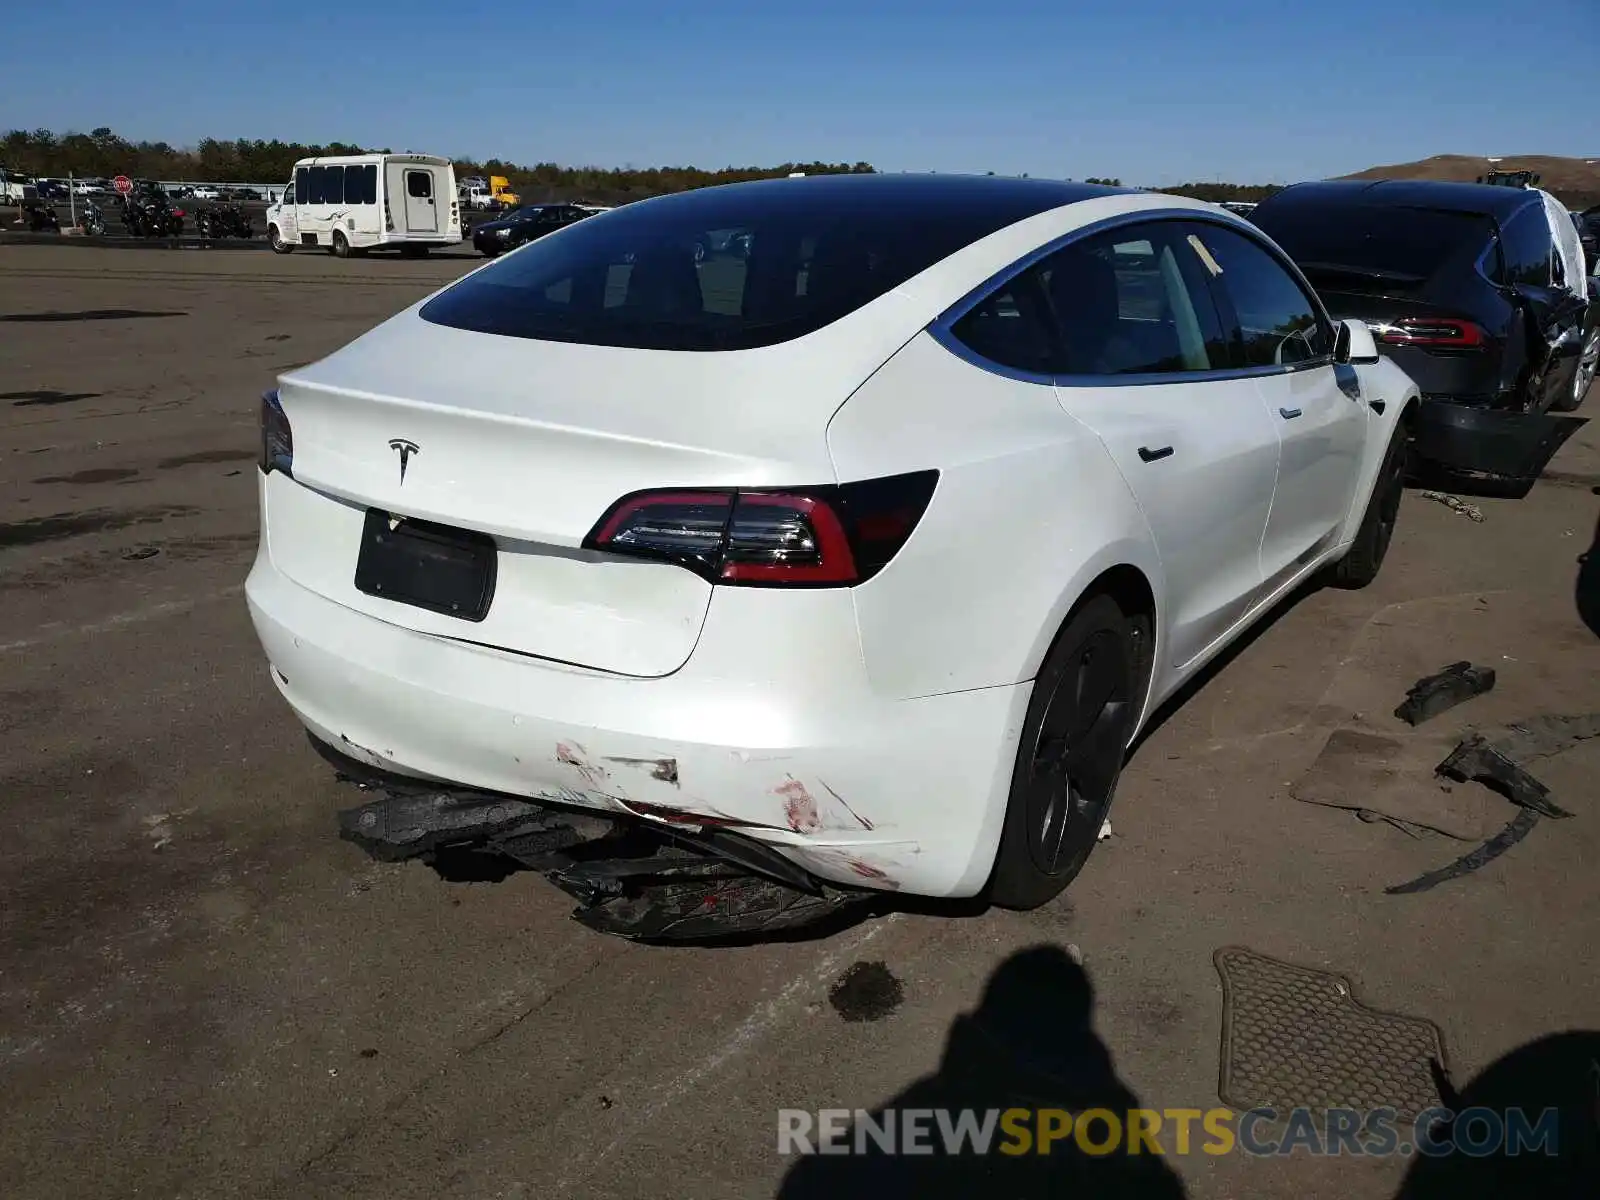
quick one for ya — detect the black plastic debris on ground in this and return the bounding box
[333,772,873,942]
[1436,736,1573,820]
[1386,713,1598,895]
[829,961,904,1022]
[1394,661,1496,726]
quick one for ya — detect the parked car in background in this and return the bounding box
[470,202,591,255]
[192,185,221,200]
[1251,180,1599,484]
[0,167,38,205]
[248,175,1416,915]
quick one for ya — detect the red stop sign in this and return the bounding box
[113,175,133,195]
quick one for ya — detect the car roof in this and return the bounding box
[1260,178,1544,222]
[626,172,1132,221]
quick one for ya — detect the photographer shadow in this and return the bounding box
[777,944,1187,1199]
[1393,1030,1600,1199]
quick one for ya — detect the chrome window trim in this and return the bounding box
[928,207,1338,387]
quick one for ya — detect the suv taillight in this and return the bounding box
[584,470,938,587]
[259,390,293,476]
[1375,317,1488,349]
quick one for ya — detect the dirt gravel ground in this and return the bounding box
[2,245,1598,1200]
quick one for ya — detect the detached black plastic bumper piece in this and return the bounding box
[334,771,873,942]
[1394,661,1496,726]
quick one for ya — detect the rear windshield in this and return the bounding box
[421,176,1073,351]
[1252,202,1493,288]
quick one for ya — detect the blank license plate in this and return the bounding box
[354,509,497,622]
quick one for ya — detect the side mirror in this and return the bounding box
[1335,318,1381,365]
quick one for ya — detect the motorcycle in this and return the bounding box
[79,199,107,236]
[19,201,60,233]
[195,203,254,240]
[120,191,185,238]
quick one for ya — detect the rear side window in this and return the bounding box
[1187,224,1331,367]
[1478,238,1506,285]
[1252,200,1493,289]
[324,165,345,206]
[949,276,1058,376]
[294,167,307,205]
[307,166,326,205]
[354,164,377,204]
[1499,206,1553,286]
[420,180,1064,351]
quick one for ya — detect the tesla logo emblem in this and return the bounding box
[388,438,420,483]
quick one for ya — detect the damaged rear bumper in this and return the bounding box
[1412,398,1586,481]
[245,545,1028,901]
[323,741,877,940]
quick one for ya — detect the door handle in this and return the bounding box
[1137,445,1174,463]
[1279,407,1302,419]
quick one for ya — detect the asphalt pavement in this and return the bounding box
[2,245,1598,1200]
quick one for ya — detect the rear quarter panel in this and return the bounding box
[827,331,1161,701]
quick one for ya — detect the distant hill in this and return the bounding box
[1339,154,1600,209]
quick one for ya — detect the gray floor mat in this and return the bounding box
[1215,946,1449,1121]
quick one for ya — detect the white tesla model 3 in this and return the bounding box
[247,175,1417,908]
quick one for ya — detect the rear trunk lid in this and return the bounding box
[270,301,907,676]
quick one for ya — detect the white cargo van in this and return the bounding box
[266,153,461,256]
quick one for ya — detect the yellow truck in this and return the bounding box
[489,176,520,207]
[461,174,521,210]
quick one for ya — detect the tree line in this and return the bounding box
[1,126,1290,205]
[0,127,875,197]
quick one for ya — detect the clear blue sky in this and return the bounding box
[4,0,1595,183]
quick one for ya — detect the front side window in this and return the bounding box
[1186,223,1332,367]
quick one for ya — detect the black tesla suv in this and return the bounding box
[1251,180,1599,481]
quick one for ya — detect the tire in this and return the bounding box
[989,593,1147,910]
[1327,422,1408,590]
[268,225,293,254]
[332,231,351,259]
[1551,325,1599,413]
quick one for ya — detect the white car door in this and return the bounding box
[1031,220,1281,669]
[1186,223,1366,594]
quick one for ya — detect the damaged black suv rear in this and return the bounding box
[1251,180,1598,486]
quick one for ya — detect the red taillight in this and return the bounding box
[585,470,938,588]
[1374,317,1487,349]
